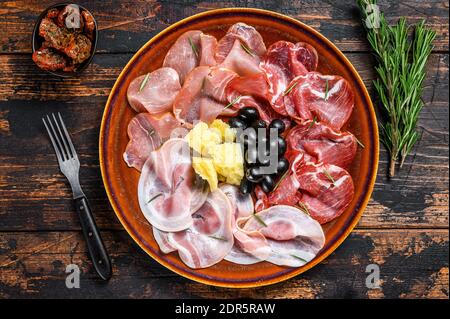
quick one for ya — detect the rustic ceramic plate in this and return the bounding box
[99,8,379,288]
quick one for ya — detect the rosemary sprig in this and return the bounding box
[297,202,310,215]
[355,136,365,149]
[188,37,199,57]
[240,43,254,56]
[272,169,289,191]
[357,0,435,177]
[323,169,335,185]
[307,116,317,130]
[146,193,163,204]
[283,81,298,96]
[224,95,242,110]
[139,73,150,92]
[290,254,308,263]
[324,79,329,101]
[208,235,228,241]
[253,213,268,227]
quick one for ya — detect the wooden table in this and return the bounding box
[0,0,448,299]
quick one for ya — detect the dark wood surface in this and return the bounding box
[0,0,448,299]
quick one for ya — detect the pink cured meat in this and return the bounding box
[287,72,354,130]
[219,185,271,265]
[243,205,325,267]
[218,39,262,76]
[127,67,181,114]
[138,139,208,232]
[286,119,357,168]
[173,66,238,126]
[123,112,181,171]
[199,33,218,66]
[216,22,266,63]
[296,162,354,224]
[153,227,176,254]
[167,189,234,268]
[260,41,318,116]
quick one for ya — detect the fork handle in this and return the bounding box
[75,196,112,281]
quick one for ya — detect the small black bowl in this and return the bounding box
[31,2,98,78]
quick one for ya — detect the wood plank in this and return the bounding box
[0,0,448,54]
[0,229,447,298]
[0,52,447,230]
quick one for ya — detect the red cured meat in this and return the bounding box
[286,119,357,168]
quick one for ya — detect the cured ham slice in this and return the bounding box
[173,66,238,126]
[216,22,266,63]
[296,162,354,224]
[123,112,181,171]
[286,120,357,168]
[163,31,218,84]
[260,41,318,115]
[153,227,176,254]
[167,189,234,268]
[123,113,162,171]
[127,67,181,114]
[287,72,354,130]
[243,205,325,267]
[219,39,262,76]
[219,184,270,265]
[138,139,208,232]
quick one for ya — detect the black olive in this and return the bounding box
[277,158,289,175]
[246,167,264,183]
[238,128,257,147]
[238,107,259,123]
[228,117,247,130]
[239,178,254,195]
[269,119,286,134]
[245,148,258,164]
[252,119,267,130]
[269,136,287,156]
[261,175,275,193]
[257,148,271,166]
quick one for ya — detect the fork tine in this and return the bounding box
[52,113,72,159]
[57,112,77,159]
[43,117,63,164]
[46,114,67,160]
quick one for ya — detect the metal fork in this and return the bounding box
[43,113,112,281]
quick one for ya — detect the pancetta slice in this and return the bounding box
[127,67,181,114]
[296,162,354,224]
[123,112,182,171]
[123,113,163,171]
[173,66,238,126]
[219,184,270,265]
[286,120,357,168]
[167,189,234,268]
[216,22,266,63]
[138,139,208,232]
[287,72,354,130]
[243,205,325,267]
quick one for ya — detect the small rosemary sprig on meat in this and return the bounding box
[322,169,336,185]
[282,81,298,96]
[139,73,150,92]
[290,254,308,263]
[307,116,317,130]
[146,193,163,204]
[208,235,228,241]
[188,37,199,57]
[240,43,254,56]
[253,213,268,227]
[357,0,436,177]
[324,79,329,101]
[224,95,242,110]
[297,202,310,215]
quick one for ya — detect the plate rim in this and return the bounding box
[99,7,379,288]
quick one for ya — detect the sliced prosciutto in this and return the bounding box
[167,189,234,268]
[199,33,218,66]
[127,67,181,114]
[296,162,354,224]
[216,22,266,63]
[173,66,238,126]
[243,205,325,267]
[286,120,357,168]
[218,39,262,76]
[219,185,270,265]
[153,227,176,254]
[138,138,208,232]
[123,112,181,171]
[286,72,354,130]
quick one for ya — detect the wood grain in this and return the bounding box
[0,230,447,298]
[0,0,448,54]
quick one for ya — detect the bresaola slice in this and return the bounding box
[127,67,181,114]
[243,205,325,267]
[296,162,354,224]
[123,112,181,171]
[286,120,357,168]
[286,72,354,130]
[167,189,234,268]
[138,139,208,232]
